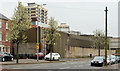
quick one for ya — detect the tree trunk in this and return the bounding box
[50,44,53,61]
[98,44,100,56]
[16,42,19,64]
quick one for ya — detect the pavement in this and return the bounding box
[0,58,92,65]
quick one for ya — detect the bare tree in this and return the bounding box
[93,29,105,56]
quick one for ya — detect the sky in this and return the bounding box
[0,0,119,37]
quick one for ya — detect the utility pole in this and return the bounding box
[104,6,108,66]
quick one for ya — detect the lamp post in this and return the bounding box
[67,32,70,57]
[104,6,108,66]
[109,38,111,66]
[36,3,46,61]
[98,34,100,56]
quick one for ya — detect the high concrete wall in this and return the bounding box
[66,47,115,58]
[12,28,94,58]
[13,43,36,55]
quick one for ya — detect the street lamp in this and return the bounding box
[109,38,111,66]
[104,6,108,66]
[37,3,46,61]
[98,34,100,56]
[67,31,70,57]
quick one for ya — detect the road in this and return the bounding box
[2,60,118,69]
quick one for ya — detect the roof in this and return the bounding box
[58,25,69,28]
[0,13,9,20]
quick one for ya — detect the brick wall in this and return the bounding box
[0,19,11,53]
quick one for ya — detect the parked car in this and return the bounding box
[32,52,45,59]
[108,55,117,64]
[115,54,120,63]
[91,56,105,67]
[44,53,60,61]
[116,56,119,63]
[107,57,110,65]
[0,52,13,62]
[117,56,120,63]
[116,56,120,63]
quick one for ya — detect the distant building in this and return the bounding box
[80,34,94,38]
[109,37,120,50]
[0,13,11,53]
[25,3,48,27]
[58,23,70,33]
[69,31,81,36]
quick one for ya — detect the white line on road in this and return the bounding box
[74,66,78,67]
[59,67,70,69]
[78,65,83,67]
[62,63,66,64]
[59,68,65,69]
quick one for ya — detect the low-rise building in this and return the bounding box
[58,23,70,33]
[0,13,11,53]
[109,37,120,51]
[69,31,81,36]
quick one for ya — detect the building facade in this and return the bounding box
[69,31,81,36]
[25,3,48,26]
[0,13,11,53]
[58,23,70,33]
[109,37,120,50]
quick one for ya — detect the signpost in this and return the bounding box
[36,43,39,61]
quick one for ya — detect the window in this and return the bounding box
[8,48,10,53]
[29,14,31,16]
[3,47,6,52]
[6,34,8,41]
[6,22,8,29]
[31,14,36,16]
[31,11,36,13]
[31,8,36,10]
[0,21,2,28]
[0,33,2,41]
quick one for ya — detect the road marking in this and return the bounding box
[78,65,83,67]
[48,70,53,71]
[12,68,23,69]
[62,63,66,64]
[91,67,102,69]
[70,63,74,64]
[74,66,78,67]
[66,67,70,69]
[59,68,65,69]
[59,67,70,69]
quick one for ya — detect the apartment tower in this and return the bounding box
[25,3,48,26]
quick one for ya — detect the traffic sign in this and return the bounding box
[36,43,39,49]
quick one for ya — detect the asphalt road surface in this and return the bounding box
[1,60,119,69]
